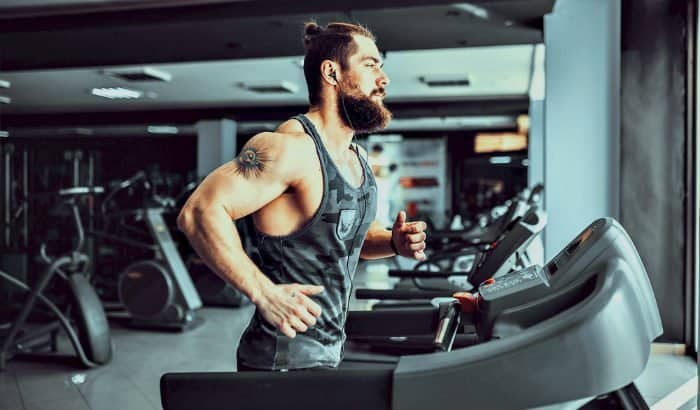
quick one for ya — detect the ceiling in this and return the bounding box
[0,0,555,131]
[1,45,535,114]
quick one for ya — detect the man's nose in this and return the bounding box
[377,71,390,88]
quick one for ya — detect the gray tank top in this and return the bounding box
[237,114,378,370]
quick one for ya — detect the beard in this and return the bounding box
[337,81,392,134]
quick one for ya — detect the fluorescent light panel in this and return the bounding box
[102,67,172,82]
[91,87,143,99]
[147,125,179,134]
[238,81,299,94]
[489,156,512,165]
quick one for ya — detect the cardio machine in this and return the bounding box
[357,203,547,307]
[161,218,662,410]
[91,171,202,331]
[0,187,112,370]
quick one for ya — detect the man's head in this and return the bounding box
[303,22,392,133]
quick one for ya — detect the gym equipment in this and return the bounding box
[0,142,29,303]
[161,218,662,410]
[92,171,203,331]
[0,187,112,370]
[357,204,546,307]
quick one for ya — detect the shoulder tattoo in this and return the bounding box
[234,144,269,178]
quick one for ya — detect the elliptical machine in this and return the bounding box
[92,172,202,331]
[0,186,112,370]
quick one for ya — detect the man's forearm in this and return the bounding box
[360,224,396,259]
[178,205,272,304]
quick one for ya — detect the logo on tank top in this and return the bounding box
[337,209,357,239]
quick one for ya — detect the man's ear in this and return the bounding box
[321,60,340,85]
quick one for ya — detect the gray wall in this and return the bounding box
[542,0,621,259]
[196,119,237,180]
[620,0,688,342]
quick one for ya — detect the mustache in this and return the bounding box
[372,89,386,98]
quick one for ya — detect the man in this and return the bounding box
[177,21,427,371]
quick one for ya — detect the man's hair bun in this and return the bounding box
[303,22,322,46]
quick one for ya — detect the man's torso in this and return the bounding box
[252,117,366,237]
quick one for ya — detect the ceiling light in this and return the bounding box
[489,156,513,165]
[0,80,9,89]
[102,67,172,82]
[237,81,299,94]
[91,87,143,99]
[147,125,179,134]
[0,131,8,138]
[0,96,10,104]
[453,4,490,20]
[419,75,470,87]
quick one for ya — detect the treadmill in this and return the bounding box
[357,205,547,305]
[161,218,662,410]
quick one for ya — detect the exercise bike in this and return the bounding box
[91,172,203,331]
[0,186,112,370]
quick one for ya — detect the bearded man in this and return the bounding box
[178,21,428,371]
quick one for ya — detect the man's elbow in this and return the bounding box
[177,205,197,235]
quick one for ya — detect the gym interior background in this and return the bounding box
[0,0,697,409]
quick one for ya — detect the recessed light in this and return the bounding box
[489,156,512,165]
[91,87,143,99]
[419,75,470,87]
[147,126,179,135]
[237,81,299,94]
[102,67,172,82]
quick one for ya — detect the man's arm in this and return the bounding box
[360,220,395,259]
[177,132,322,338]
[360,211,427,261]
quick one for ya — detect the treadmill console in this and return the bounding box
[544,218,606,279]
[478,265,550,311]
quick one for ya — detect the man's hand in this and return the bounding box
[391,210,427,261]
[255,283,324,338]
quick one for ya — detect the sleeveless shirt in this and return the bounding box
[236,114,378,370]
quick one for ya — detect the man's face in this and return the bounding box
[336,35,392,134]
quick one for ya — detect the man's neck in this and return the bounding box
[305,106,355,155]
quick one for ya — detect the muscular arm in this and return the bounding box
[360,220,395,259]
[177,132,322,337]
[178,133,289,301]
[361,213,428,261]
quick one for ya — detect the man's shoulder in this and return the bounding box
[243,124,315,176]
[251,119,313,147]
[276,118,306,135]
[248,121,312,150]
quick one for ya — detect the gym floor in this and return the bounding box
[0,261,696,410]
